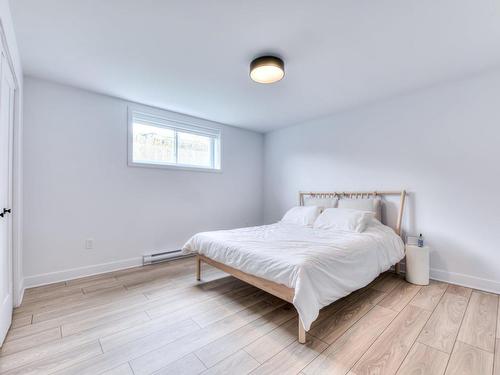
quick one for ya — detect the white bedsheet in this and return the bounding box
[182,220,404,330]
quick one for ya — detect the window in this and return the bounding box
[128,106,221,171]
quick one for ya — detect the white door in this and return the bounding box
[0,47,15,345]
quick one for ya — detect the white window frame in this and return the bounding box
[128,104,222,172]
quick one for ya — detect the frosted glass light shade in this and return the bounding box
[250,56,285,84]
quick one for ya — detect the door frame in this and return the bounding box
[0,20,22,307]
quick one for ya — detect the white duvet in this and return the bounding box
[182,220,404,330]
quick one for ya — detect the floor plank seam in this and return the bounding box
[98,338,105,354]
[313,284,380,332]
[311,296,378,345]
[392,283,449,375]
[441,287,473,375]
[455,338,496,354]
[127,360,136,375]
[196,308,297,368]
[298,336,331,374]
[296,344,330,375]
[7,263,499,375]
[418,341,453,355]
[344,302,402,372]
[242,347,262,365]
[35,283,212,328]
[111,304,269,375]
[253,333,329,374]
[346,279,438,374]
[192,350,211,369]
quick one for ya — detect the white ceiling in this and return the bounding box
[11,0,500,132]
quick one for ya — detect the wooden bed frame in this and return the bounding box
[195,190,407,344]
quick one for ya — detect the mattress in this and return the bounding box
[182,220,405,330]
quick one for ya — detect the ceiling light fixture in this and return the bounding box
[250,56,285,84]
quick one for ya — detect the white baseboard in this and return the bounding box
[398,259,500,294]
[23,257,143,289]
[21,259,500,296]
[430,268,500,294]
[0,296,11,345]
[14,278,24,308]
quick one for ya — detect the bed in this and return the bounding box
[182,190,406,343]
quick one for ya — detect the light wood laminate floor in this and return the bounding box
[1,258,499,375]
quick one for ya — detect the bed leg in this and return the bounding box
[298,319,306,344]
[196,256,201,281]
[395,262,401,275]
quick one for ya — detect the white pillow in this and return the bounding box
[304,197,338,212]
[281,206,321,226]
[313,208,374,232]
[338,198,382,221]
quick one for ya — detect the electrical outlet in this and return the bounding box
[85,239,94,250]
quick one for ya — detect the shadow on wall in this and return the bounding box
[264,70,500,293]
[380,192,413,237]
[387,192,498,287]
[429,233,499,289]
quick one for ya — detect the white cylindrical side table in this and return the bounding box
[405,245,430,285]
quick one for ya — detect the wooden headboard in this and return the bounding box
[299,190,407,236]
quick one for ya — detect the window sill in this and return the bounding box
[128,161,223,173]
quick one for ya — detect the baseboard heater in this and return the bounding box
[143,249,192,265]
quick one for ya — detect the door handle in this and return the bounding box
[0,208,11,217]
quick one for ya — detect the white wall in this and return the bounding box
[0,0,24,306]
[264,68,500,293]
[23,77,264,286]
[22,66,500,294]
